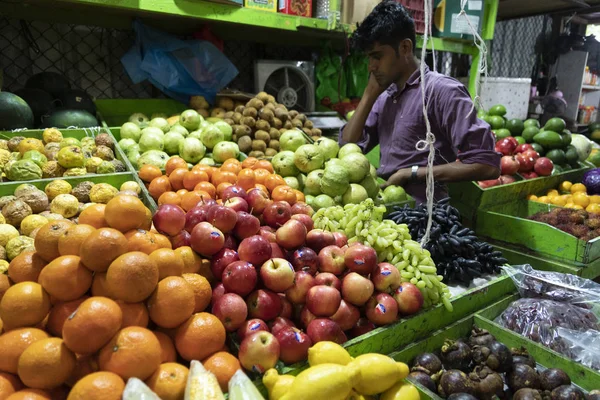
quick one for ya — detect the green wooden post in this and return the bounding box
[468,0,499,97]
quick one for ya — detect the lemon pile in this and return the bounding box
[528,181,600,213]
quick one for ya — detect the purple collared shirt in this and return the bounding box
[340,66,501,203]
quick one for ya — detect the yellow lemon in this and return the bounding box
[587,204,600,214]
[565,202,575,208]
[573,192,590,208]
[573,205,584,210]
[551,196,567,206]
[307,342,353,366]
[547,189,559,197]
[527,194,538,201]
[571,183,587,193]
[590,195,600,204]
[559,181,573,192]
[538,196,551,204]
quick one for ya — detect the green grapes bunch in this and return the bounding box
[312,199,452,311]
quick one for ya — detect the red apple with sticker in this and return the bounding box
[350,318,376,338]
[276,219,307,250]
[306,285,341,317]
[285,271,316,304]
[237,318,269,340]
[246,188,272,216]
[306,318,346,344]
[224,197,249,213]
[330,300,360,331]
[393,282,424,315]
[212,293,248,331]
[190,222,225,256]
[366,293,399,326]
[332,232,348,247]
[318,245,346,275]
[221,185,248,201]
[341,272,374,306]
[268,317,296,337]
[238,235,272,266]
[210,248,239,279]
[263,201,292,228]
[291,247,319,275]
[238,331,280,373]
[306,229,336,253]
[344,244,377,275]
[276,327,313,364]
[260,258,296,293]
[372,262,401,293]
[222,261,257,297]
[290,214,314,232]
[314,272,341,290]
[246,289,282,321]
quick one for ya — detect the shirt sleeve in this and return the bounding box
[434,79,501,169]
[338,96,382,155]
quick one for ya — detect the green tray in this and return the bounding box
[95,99,187,130]
[476,200,600,265]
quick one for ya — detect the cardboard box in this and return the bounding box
[244,0,277,12]
[278,0,312,17]
[341,0,380,25]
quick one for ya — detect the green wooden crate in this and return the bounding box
[95,99,187,129]
[476,200,600,265]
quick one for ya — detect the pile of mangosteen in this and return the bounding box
[408,326,599,400]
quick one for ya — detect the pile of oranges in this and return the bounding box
[0,192,239,399]
[528,181,600,213]
[139,156,305,207]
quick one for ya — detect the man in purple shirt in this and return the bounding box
[341,0,501,203]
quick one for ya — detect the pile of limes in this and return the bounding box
[528,181,600,213]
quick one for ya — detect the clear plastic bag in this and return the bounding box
[228,369,265,400]
[557,327,600,371]
[122,378,161,400]
[122,20,238,104]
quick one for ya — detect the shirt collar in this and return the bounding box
[386,65,430,96]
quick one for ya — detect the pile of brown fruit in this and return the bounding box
[529,208,600,241]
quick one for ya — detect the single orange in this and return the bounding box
[271,185,297,205]
[0,274,10,302]
[117,301,149,328]
[253,168,271,185]
[153,331,177,363]
[34,220,74,263]
[194,181,216,199]
[202,351,241,393]
[67,371,124,400]
[192,164,214,179]
[265,174,286,192]
[79,228,128,272]
[211,170,237,187]
[106,252,159,303]
[147,277,195,329]
[158,191,182,207]
[66,354,98,388]
[46,297,89,337]
[175,189,189,198]
[253,159,274,173]
[0,283,51,331]
[154,233,173,250]
[0,328,50,374]
[183,170,209,191]
[175,312,226,361]
[125,229,162,254]
[165,157,189,176]
[174,246,202,275]
[294,189,305,203]
[91,273,114,299]
[5,388,51,400]
[241,156,258,169]
[98,327,162,381]
[237,168,256,191]
[220,161,241,176]
[144,362,188,400]
[78,204,108,229]
[182,273,212,313]
[138,165,162,184]
[57,224,96,257]
[105,195,148,233]
[7,251,47,283]
[148,176,172,200]
[149,248,184,280]
[168,168,188,191]
[38,255,93,302]
[17,338,76,390]
[0,372,23,399]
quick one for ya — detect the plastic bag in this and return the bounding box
[228,369,265,400]
[122,378,161,400]
[345,53,368,98]
[185,360,225,400]
[557,327,600,371]
[316,46,346,105]
[122,20,238,104]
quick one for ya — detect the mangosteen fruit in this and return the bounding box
[540,369,571,391]
[469,366,504,400]
[441,340,472,371]
[468,326,496,347]
[408,371,437,393]
[438,370,476,397]
[447,394,478,400]
[550,385,585,400]
[507,364,541,391]
[513,388,543,400]
[412,353,443,375]
[512,347,536,368]
[472,341,513,372]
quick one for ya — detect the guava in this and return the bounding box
[294,144,324,173]
[95,133,115,149]
[22,150,47,168]
[139,131,165,153]
[93,145,115,161]
[315,137,340,161]
[188,130,202,140]
[118,138,138,153]
[359,175,380,199]
[200,125,225,150]
[179,109,203,131]
[18,138,45,155]
[63,167,88,177]
[341,152,370,183]
[97,160,116,174]
[129,112,149,128]
[121,122,143,142]
[71,181,95,203]
[163,132,185,155]
[213,121,233,141]
[213,142,239,163]
[6,236,35,260]
[85,157,104,173]
[89,183,119,204]
[149,117,170,133]
[304,169,324,196]
[313,194,335,210]
[0,224,20,246]
[137,150,169,170]
[169,124,189,137]
[6,160,43,181]
[284,176,300,190]
[272,151,300,177]
[305,194,315,207]
[57,146,85,168]
[2,199,32,227]
[127,150,141,169]
[280,130,306,152]
[199,157,216,166]
[59,138,81,149]
[325,158,345,169]
[320,164,350,197]
[50,194,80,218]
[45,180,73,200]
[20,215,48,236]
[179,137,206,164]
[42,161,66,179]
[120,181,141,194]
[338,143,362,159]
[111,159,127,172]
[14,184,38,198]
[342,184,369,205]
[370,164,378,179]
[81,137,96,148]
[42,128,63,144]
[382,185,407,203]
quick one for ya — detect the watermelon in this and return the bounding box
[14,88,55,126]
[40,109,98,129]
[25,71,71,98]
[0,92,35,130]
[56,89,96,115]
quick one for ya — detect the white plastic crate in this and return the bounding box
[460,77,531,120]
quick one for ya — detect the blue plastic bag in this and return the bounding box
[121,20,238,104]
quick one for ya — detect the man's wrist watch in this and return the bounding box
[411,166,419,182]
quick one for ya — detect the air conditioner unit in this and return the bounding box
[254,60,315,112]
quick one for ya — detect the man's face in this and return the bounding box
[367,40,412,87]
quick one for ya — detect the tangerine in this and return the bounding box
[175,312,226,361]
[253,168,271,185]
[7,251,47,283]
[138,165,162,184]
[46,297,89,337]
[174,246,202,275]
[0,372,22,399]
[91,273,114,299]
[192,164,214,180]
[145,362,188,400]
[202,351,241,393]
[57,224,96,257]
[0,328,49,374]
[253,160,274,173]
[125,229,162,254]
[5,388,51,400]
[158,191,181,207]
[193,182,216,198]
[241,157,259,169]
[148,176,172,200]
[34,221,74,263]
[165,157,188,176]
[182,273,212,313]
[271,185,297,205]
[153,331,176,363]
[105,195,148,233]
[78,204,108,229]
[149,248,184,280]
[106,252,159,303]
[66,371,124,400]
[0,283,50,330]
[79,228,128,272]
[153,233,172,250]
[38,256,92,302]
[181,191,211,212]
[65,354,98,388]
[17,338,76,390]
[265,174,286,192]
[211,170,237,187]
[237,169,256,191]
[147,277,195,329]
[168,168,187,191]
[183,170,209,191]
[216,182,233,199]
[116,301,149,328]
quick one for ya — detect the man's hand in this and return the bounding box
[381,168,411,189]
[364,73,386,101]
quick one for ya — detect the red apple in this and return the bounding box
[332,232,348,248]
[169,230,190,249]
[224,197,249,213]
[198,198,217,208]
[393,282,424,315]
[534,157,554,176]
[221,185,248,201]
[268,317,296,337]
[349,318,376,338]
[306,285,341,317]
[190,222,224,256]
[306,229,336,253]
[263,201,292,228]
[515,143,534,154]
[237,318,269,340]
[206,205,238,233]
[153,204,186,236]
[212,293,248,331]
[521,171,539,179]
[500,155,520,176]
[285,271,316,304]
[498,175,517,185]
[306,319,346,344]
[372,262,401,293]
[344,244,377,275]
[495,138,517,156]
[278,294,293,319]
[290,247,319,275]
[211,283,227,306]
[276,327,313,364]
[318,245,346,275]
[238,235,272,266]
[291,202,314,216]
[222,261,257,297]
[223,234,238,250]
[260,258,296,292]
[233,211,260,240]
[522,149,540,161]
[259,226,277,243]
[365,293,399,326]
[238,331,280,373]
[269,243,287,259]
[330,300,360,331]
[314,272,341,290]
[299,306,316,328]
[275,219,307,250]
[516,153,535,172]
[247,188,272,216]
[246,289,282,321]
[506,137,519,148]
[477,179,500,189]
[341,272,374,306]
[290,214,314,232]
[210,248,239,278]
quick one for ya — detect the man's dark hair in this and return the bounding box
[351,0,416,54]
